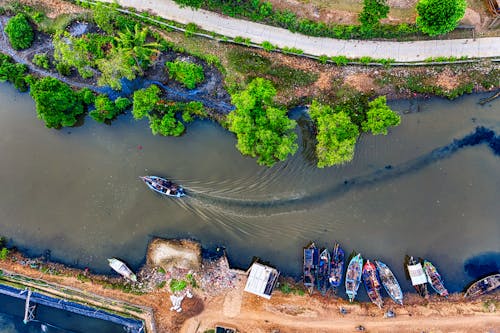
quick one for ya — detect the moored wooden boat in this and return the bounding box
[345,253,363,302]
[464,273,500,298]
[317,249,331,295]
[407,256,429,299]
[303,242,319,294]
[362,260,384,308]
[423,260,449,297]
[375,260,403,305]
[329,243,345,290]
[108,258,137,282]
[140,176,185,198]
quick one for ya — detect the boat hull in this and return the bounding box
[362,260,384,308]
[375,260,403,305]
[345,254,363,302]
[423,260,449,297]
[140,176,185,198]
[329,243,345,289]
[303,242,319,294]
[465,274,500,298]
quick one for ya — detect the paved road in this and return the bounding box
[107,0,500,61]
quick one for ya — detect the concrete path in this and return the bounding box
[106,0,500,61]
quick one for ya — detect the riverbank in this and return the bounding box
[0,241,499,332]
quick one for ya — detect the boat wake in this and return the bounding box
[180,127,500,217]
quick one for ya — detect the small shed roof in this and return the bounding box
[408,263,428,286]
[244,262,279,299]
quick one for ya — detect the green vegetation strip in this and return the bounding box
[0,270,150,319]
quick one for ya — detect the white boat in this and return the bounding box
[108,258,137,282]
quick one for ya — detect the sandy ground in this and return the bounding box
[182,276,500,333]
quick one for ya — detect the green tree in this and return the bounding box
[29,77,85,128]
[149,113,185,136]
[132,84,160,119]
[5,13,34,50]
[0,53,28,92]
[96,48,139,90]
[166,60,204,89]
[359,0,390,31]
[361,96,401,135]
[227,78,298,166]
[53,31,94,79]
[32,53,50,69]
[416,0,466,36]
[309,100,359,167]
[115,24,160,70]
[90,95,116,123]
[93,2,116,34]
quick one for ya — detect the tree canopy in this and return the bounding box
[361,96,401,135]
[132,84,161,120]
[29,77,86,128]
[5,13,34,50]
[227,78,298,166]
[166,60,204,89]
[309,100,359,167]
[359,0,390,31]
[416,0,466,36]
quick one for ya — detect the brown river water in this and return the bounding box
[0,83,499,298]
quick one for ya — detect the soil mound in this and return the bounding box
[147,238,201,271]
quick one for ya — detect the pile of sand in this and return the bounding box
[146,238,201,271]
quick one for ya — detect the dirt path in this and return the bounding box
[100,0,500,61]
[182,289,500,333]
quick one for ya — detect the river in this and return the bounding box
[0,83,498,331]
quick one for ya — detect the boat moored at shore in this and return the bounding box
[465,274,500,298]
[362,260,384,308]
[345,253,363,302]
[329,243,345,290]
[303,242,319,294]
[317,248,330,295]
[407,256,429,299]
[423,260,449,297]
[108,258,137,282]
[375,260,403,305]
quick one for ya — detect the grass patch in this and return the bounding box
[227,49,318,90]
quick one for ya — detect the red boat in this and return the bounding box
[362,260,384,308]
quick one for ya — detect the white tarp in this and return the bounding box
[408,263,428,285]
[244,262,278,299]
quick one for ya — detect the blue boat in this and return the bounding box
[375,260,403,305]
[303,242,319,294]
[317,248,331,295]
[345,253,363,302]
[329,243,345,290]
[140,176,185,198]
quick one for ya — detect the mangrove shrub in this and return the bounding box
[166,60,204,89]
[29,77,86,128]
[89,95,130,123]
[309,100,360,167]
[0,53,28,92]
[227,78,298,166]
[361,96,401,135]
[32,53,50,69]
[132,84,161,120]
[5,13,34,50]
[416,0,466,36]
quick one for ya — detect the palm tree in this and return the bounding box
[115,24,160,71]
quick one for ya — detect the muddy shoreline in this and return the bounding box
[0,239,498,332]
